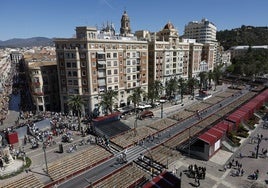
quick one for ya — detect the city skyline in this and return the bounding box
[1,0,268,41]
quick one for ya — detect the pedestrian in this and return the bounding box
[241,169,244,176]
[0,158,4,170]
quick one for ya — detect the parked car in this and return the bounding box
[138,103,152,110]
[138,110,154,120]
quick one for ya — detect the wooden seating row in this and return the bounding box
[110,126,157,149]
[147,118,177,131]
[145,145,181,166]
[169,110,194,121]
[0,174,43,188]
[93,164,147,188]
[47,145,112,181]
[186,102,211,112]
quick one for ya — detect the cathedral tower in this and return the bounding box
[120,10,131,36]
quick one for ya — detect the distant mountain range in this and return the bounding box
[0,37,54,48]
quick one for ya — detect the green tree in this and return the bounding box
[178,78,186,104]
[198,71,208,90]
[147,80,163,105]
[127,87,144,135]
[213,64,224,90]
[208,70,214,88]
[187,77,199,98]
[99,90,118,115]
[68,95,84,132]
[165,77,178,100]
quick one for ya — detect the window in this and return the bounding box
[60,70,65,75]
[108,77,112,83]
[107,61,111,67]
[67,62,71,68]
[73,71,77,77]
[127,60,131,65]
[107,53,111,58]
[132,75,136,80]
[113,61,118,66]
[72,62,77,68]
[81,62,86,67]
[92,62,96,67]
[73,80,78,85]
[127,76,131,80]
[113,53,117,58]
[83,79,87,85]
[82,70,86,76]
[127,68,131,73]
[114,77,118,83]
[107,70,112,75]
[114,69,118,75]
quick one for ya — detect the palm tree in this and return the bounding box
[198,71,208,91]
[99,90,118,115]
[165,77,178,100]
[68,95,84,132]
[178,78,186,104]
[213,64,224,90]
[127,87,144,135]
[208,70,214,89]
[147,80,163,105]
[127,87,144,111]
[187,77,199,99]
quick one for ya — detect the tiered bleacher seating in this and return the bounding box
[202,96,224,105]
[147,118,177,131]
[93,163,148,188]
[169,110,194,121]
[145,145,181,166]
[214,89,239,98]
[0,174,44,188]
[186,102,211,112]
[110,126,157,149]
[47,145,112,181]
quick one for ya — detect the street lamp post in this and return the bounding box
[43,143,48,174]
[255,137,262,159]
[160,101,164,119]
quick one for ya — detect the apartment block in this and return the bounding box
[183,18,217,44]
[54,11,148,115]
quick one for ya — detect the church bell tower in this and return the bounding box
[120,10,131,36]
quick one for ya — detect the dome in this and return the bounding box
[164,21,175,30]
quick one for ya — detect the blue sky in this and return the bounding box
[1,0,267,40]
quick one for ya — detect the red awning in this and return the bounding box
[198,131,218,145]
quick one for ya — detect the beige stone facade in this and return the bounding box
[54,26,148,115]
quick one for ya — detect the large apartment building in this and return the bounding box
[184,18,219,66]
[54,11,148,115]
[145,22,214,88]
[183,18,217,44]
[24,51,60,112]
